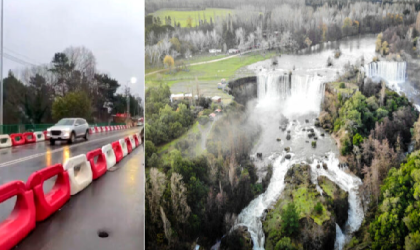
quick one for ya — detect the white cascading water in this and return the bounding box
[232,72,364,250]
[257,72,325,116]
[365,61,406,87]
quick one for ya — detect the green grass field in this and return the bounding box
[145,54,228,75]
[146,52,275,87]
[151,8,233,27]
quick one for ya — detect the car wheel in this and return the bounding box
[68,132,75,144]
[50,138,55,145]
[84,130,89,141]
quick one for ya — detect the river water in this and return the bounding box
[231,35,393,250]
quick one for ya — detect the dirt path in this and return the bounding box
[145,48,264,77]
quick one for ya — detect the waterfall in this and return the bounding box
[334,224,346,250]
[365,61,406,84]
[229,71,363,250]
[233,152,363,250]
[233,153,293,250]
[257,72,325,116]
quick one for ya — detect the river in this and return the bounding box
[229,34,418,250]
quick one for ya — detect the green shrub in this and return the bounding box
[339,82,345,88]
[198,116,209,125]
[340,138,352,156]
[352,133,364,146]
[275,237,296,250]
[314,202,323,214]
[281,203,300,237]
[312,141,316,148]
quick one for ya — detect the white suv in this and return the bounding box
[47,118,90,145]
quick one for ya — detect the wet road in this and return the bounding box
[0,127,144,250]
[17,147,144,250]
[0,128,140,168]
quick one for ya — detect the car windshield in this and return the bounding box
[56,119,75,126]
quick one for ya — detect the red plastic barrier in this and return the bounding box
[0,181,36,250]
[95,126,100,133]
[43,130,49,140]
[25,164,70,222]
[86,149,107,180]
[125,137,132,154]
[133,134,140,147]
[23,132,36,144]
[10,133,25,146]
[111,141,123,163]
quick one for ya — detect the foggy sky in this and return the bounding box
[3,0,144,99]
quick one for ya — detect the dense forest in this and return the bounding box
[145,85,266,249]
[319,56,420,249]
[3,46,143,125]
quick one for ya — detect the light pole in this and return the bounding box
[126,77,137,117]
[0,0,3,127]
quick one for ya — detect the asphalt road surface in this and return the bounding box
[0,127,144,250]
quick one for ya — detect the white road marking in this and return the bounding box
[0,129,139,168]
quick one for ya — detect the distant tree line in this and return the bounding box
[3,46,143,125]
[145,1,416,68]
[146,0,420,14]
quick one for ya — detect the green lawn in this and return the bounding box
[186,54,228,64]
[330,82,358,95]
[146,52,274,87]
[151,8,234,27]
[157,121,200,154]
[145,54,228,75]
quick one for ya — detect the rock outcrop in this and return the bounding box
[263,164,349,250]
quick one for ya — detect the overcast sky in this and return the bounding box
[3,0,144,99]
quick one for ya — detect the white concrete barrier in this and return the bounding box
[119,139,128,157]
[102,144,116,169]
[129,135,136,149]
[136,132,142,144]
[90,127,96,134]
[63,154,93,195]
[0,134,12,148]
[34,131,45,142]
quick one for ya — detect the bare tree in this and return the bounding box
[64,46,96,80]
[147,168,166,223]
[160,206,172,246]
[171,173,191,225]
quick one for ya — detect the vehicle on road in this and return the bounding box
[47,118,90,145]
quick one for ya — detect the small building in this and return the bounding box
[215,109,222,113]
[211,96,222,103]
[228,49,239,54]
[184,93,193,100]
[209,113,216,120]
[217,83,224,89]
[170,94,184,102]
[209,49,222,54]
